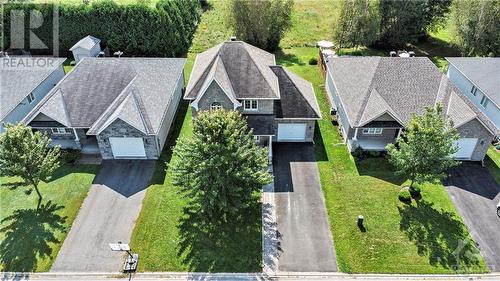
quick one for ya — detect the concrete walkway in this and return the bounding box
[51,160,155,272]
[272,143,337,272]
[3,272,500,281]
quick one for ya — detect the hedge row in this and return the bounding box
[1,0,201,57]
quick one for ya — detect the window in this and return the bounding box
[362,128,383,134]
[480,95,489,108]
[470,85,478,96]
[27,93,35,103]
[243,100,258,110]
[51,128,72,134]
[253,135,260,143]
[211,102,222,110]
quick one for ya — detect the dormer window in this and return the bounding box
[211,102,223,110]
[244,100,258,111]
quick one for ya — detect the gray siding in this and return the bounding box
[96,119,158,159]
[456,118,494,161]
[1,66,65,132]
[238,99,274,115]
[326,68,353,141]
[157,73,184,152]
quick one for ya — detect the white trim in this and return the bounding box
[353,128,358,140]
[51,127,72,134]
[243,99,258,111]
[362,128,383,134]
[73,128,79,142]
[358,110,405,128]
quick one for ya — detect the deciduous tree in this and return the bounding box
[386,104,460,193]
[226,0,294,51]
[333,0,380,48]
[0,123,61,208]
[170,110,272,221]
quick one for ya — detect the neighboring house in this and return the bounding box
[446,57,499,135]
[0,57,66,133]
[23,57,186,159]
[325,57,498,161]
[185,40,321,148]
[70,35,102,63]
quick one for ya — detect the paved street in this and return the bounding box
[272,143,337,272]
[50,160,156,272]
[444,162,500,272]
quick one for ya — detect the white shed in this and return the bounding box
[70,35,101,63]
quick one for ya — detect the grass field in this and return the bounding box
[0,164,98,272]
[129,55,262,272]
[277,47,487,273]
[485,147,500,185]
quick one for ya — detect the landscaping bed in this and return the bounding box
[0,163,98,272]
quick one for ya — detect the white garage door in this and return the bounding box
[453,138,478,159]
[109,137,146,158]
[277,123,307,142]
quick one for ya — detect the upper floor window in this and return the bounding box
[470,85,478,96]
[362,128,383,134]
[480,95,489,108]
[211,102,222,110]
[51,128,72,134]
[27,93,35,103]
[244,100,258,111]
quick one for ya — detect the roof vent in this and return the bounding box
[229,36,237,42]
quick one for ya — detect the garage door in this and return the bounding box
[277,123,307,142]
[453,138,478,159]
[109,137,146,158]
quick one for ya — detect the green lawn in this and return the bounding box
[485,146,500,185]
[277,47,487,274]
[0,164,98,272]
[129,54,262,272]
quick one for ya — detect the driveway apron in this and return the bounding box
[444,162,500,272]
[51,160,155,272]
[273,143,338,272]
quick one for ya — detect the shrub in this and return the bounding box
[398,188,412,204]
[368,151,381,157]
[308,58,318,65]
[61,149,80,164]
[1,0,201,57]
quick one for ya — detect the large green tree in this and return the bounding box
[170,110,272,221]
[0,123,61,207]
[386,104,460,192]
[333,0,380,48]
[226,0,294,51]
[450,0,500,56]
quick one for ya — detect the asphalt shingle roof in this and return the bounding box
[327,56,498,135]
[0,57,66,120]
[69,35,101,51]
[185,41,280,99]
[24,57,186,135]
[446,57,500,106]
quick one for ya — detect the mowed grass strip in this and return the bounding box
[277,47,487,274]
[0,164,98,272]
[129,55,262,272]
[485,146,500,184]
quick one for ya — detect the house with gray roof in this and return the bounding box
[446,57,499,135]
[1,57,66,133]
[23,57,186,159]
[325,56,498,161]
[185,40,321,148]
[70,35,102,63]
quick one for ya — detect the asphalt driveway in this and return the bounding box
[444,162,500,272]
[273,143,337,272]
[51,160,155,272]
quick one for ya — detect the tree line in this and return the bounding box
[333,0,499,56]
[1,0,201,57]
